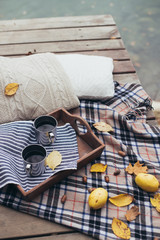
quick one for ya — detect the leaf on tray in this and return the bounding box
[150,193,160,213]
[125,161,148,175]
[4,83,19,96]
[112,218,131,239]
[125,206,140,221]
[109,194,134,207]
[93,122,113,132]
[45,150,62,170]
[90,163,107,173]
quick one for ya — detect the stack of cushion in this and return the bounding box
[0,52,114,124]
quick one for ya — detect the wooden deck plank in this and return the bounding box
[5,49,131,60]
[0,15,115,31]
[0,26,120,44]
[0,39,125,55]
[70,49,131,60]
[113,73,140,84]
[113,60,135,74]
[24,233,94,240]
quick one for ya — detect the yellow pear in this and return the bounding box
[135,173,159,192]
[88,188,108,210]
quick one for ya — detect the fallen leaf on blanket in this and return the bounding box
[109,194,134,207]
[4,83,19,96]
[133,161,148,175]
[45,150,62,170]
[90,163,107,173]
[93,122,113,132]
[125,161,148,175]
[125,163,134,174]
[125,206,140,221]
[112,218,131,239]
[150,193,160,213]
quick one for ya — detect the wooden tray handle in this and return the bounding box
[61,109,92,137]
[49,108,102,149]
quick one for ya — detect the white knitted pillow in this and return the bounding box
[0,53,80,124]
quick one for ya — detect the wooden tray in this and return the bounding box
[17,108,105,200]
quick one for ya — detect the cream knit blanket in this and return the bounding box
[0,53,80,124]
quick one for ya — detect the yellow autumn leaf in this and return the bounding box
[4,83,19,96]
[150,193,160,213]
[125,161,148,175]
[109,194,134,207]
[93,122,113,132]
[90,163,107,173]
[45,150,62,170]
[125,163,134,174]
[112,218,131,239]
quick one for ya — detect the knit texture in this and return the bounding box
[0,53,80,123]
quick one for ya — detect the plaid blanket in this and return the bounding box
[0,82,160,240]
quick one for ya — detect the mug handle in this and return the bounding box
[48,132,55,143]
[26,163,32,176]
